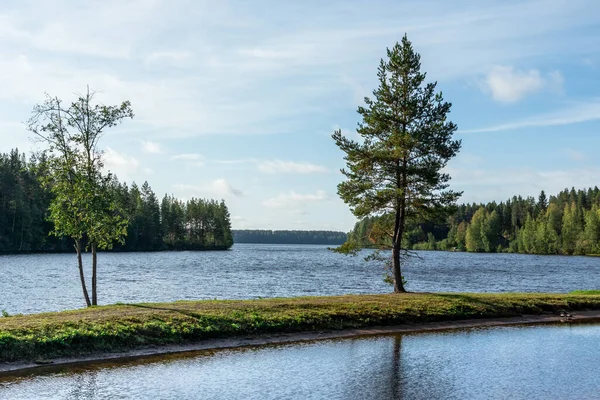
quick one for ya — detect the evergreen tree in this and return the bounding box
[536,190,548,216]
[332,35,461,292]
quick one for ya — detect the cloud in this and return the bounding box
[141,140,163,154]
[263,190,328,208]
[215,158,257,165]
[0,0,597,141]
[172,153,203,161]
[172,153,205,167]
[215,158,327,174]
[482,66,563,103]
[460,99,600,133]
[103,147,140,180]
[174,179,244,199]
[257,160,327,174]
[444,165,600,204]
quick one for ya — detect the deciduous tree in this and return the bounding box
[27,88,133,307]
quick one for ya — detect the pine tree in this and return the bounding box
[536,190,548,216]
[332,35,461,292]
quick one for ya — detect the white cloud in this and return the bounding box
[215,158,327,174]
[461,99,600,133]
[103,147,140,180]
[174,179,244,199]
[172,153,205,167]
[104,147,139,169]
[215,158,257,165]
[0,0,596,141]
[263,190,328,208]
[445,165,600,204]
[172,153,203,160]
[257,160,327,174]
[141,140,163,154]
[482,66,563,103]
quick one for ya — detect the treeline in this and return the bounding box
[349,187,600,255]
[0,149,233,253]
[233,230,347,245]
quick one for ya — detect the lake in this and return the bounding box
[1,244,600,315]
[1,323,598,399]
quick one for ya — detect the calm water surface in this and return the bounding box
[1,323,599,399]
[1,244,600,314]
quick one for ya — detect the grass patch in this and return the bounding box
[1,292,600,363]
[570,290,600,295]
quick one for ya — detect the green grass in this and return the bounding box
[1,292,600,363]
[570,290,600,295]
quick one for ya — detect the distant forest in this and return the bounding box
[0,149,233,253]
[233,230,347,245]
[349,187,600,255]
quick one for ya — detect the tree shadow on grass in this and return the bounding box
[128,304,214,322]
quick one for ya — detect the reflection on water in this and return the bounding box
[1,323,599,399]
[2,244,600,315]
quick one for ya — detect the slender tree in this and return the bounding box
[27,88,133,307]
[332,35,461,292]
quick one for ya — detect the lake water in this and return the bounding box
[1,323,599,399]
[1,244,600,314]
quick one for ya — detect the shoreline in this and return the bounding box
[2,292,600,376]
[2,310,600,377]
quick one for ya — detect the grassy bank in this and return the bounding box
[1,292,600,363]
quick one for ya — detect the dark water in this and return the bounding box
[1,244,600,314]
[1,323,599,399]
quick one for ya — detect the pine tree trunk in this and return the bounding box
[392,243,406,293]
[91,242,97,306]
[75,239,92,307]
[392,156,407,293]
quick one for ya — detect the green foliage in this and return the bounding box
[1,293,599,363]
[347,186,600,256]
[158,195,234,250]
[331,35,461,291]
[0,151,234,253]
[233,230,347,245]
[27,89,133,251]
[0,150,64,252]
[26,88,135,306]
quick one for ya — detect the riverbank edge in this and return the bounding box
[2,309,600,377]
[2,293,600,372]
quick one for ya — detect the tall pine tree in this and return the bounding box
[332,35,461,292]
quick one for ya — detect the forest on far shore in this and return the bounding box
[348,186,600,256]
[0,149,233,253]
[233,230,347,245]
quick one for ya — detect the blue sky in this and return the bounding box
[1,0,600,231]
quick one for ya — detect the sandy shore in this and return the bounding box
[2,310,599,377]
